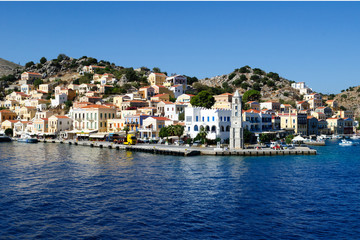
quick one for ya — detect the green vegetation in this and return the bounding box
[239,66,251,73]
[244,129,254,144]
[40,57,47,64]
[25,61,35,68]
[341,94,347,99]
[34,79,44,88]
[242,90,261,103]
[79,73,93,84]
[267,72,280,81]
[285,134,294,144]
[190,90,215,108]
[259,133,276,143]
[228,73,236,80]
[4,128,13,137]
[152,67,161,73]
[0,74,16,82]
[253,68,265,75]
[195,126,208,144]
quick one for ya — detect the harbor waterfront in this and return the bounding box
[1,139,360,239]
[34,138,317,156]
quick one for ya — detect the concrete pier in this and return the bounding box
[35,139,317,157]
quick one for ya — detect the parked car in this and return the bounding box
[174,140,184,146]
[192,141,201,147]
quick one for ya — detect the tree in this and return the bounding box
[40,57,47,64]
[152,67,161,73]
[242,90,261,103]
[179,112,185,121]
[190,90,215,108]
[239,66,251,73]
[173,125,184,141]
[4,128,13,137]
[25,61,35,68]
[123,126,130,136]
[243,129,254,144]
[34,79,44,88]
[65,100,73,109]
[195,126,208,144]
[186,76,199,85]
[253,68,265,75]
[57,54,68,62]
[159,126,169,139]
[285,134,294,144]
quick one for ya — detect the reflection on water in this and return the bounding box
[1,141,360,239]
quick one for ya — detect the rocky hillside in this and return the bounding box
[334,86,360,119]
[200,65,302,102]
[0,58,23,77]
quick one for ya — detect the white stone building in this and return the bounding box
[185,107,231,141]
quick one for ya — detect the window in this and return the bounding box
[220,117,223,121]
[196,116,199,122]
[100,113,103,119]
[194,125,199,131]
[207,117,209,122]
[212,116,215,121]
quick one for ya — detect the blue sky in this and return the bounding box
[0,2,359,94]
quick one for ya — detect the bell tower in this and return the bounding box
[229,90,244,149]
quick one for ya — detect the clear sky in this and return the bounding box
[1,1,359,94]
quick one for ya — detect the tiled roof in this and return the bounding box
[152,117,172,121]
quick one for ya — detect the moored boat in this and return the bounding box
[339,139,359,146]
[17,134,38,143]
[0,132,12,142]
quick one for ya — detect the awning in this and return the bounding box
[89,133,107,138]
[292,135,306,142]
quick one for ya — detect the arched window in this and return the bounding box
[211,126,216,133]
[226,125,230,132]
[221,126,224,132]
[206,126,210,131]
[200,125,204,131]
[194,125,199,131]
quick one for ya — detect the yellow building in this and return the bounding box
[1,120,19,131]
[0,109,17,124]
[151,93,170,102]
[107,118,126,133]
[48,115,73,134]
[70,104,117,132]
[213,93,233,109]
[148,73,167,86]
[33,118,49,134]
[38,84,53,93]
[15,106,37,121]
[278,112,308,135]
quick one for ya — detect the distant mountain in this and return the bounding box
[0,58,23,77]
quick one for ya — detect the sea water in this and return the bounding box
[1,140,360,239]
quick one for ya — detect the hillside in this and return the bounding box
[0,58,23,77]
[199,65,302,103]
[334,86,360,119]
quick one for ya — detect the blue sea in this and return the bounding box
[1,140,360,239]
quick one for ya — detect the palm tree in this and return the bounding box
[197,126,208,144]
[173,125,184,141]
[123,126,130,136]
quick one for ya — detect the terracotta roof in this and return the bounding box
[0,110,12,113]
[220,93,233,96]
[24,72,41,75]
[326,100,334,102]
[152,117,172,121]
[172,84,182,87]
[153,94,168,97]
[40,118,49,121]
[82,104,110,109]
[153,73,166,76]
[7,120,19,123]
[54,115,70,119]
[90,65,106,69]
[245,109,260,113]
[186,94,195,97]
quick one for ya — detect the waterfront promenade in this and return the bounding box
[34,139,317,157]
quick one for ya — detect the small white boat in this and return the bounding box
[350,135,360,140]
[339,139,359,146]
[304,139,326,146]
[17,134,38,143]
[0,132,12,142]
[332,135,342,139]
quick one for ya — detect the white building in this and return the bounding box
[164,102,186,121]
[169,84,185,98]
[291,82,312,95]
[51,93,67,107]
[164,75,187,88]
[185,107,231,141]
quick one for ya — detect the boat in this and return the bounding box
[304,139,326,146]
[332,135,342,139]
[339,139,359,146]
[17,134,38,143]
[0,132,12,142]
[350,135,360,140]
